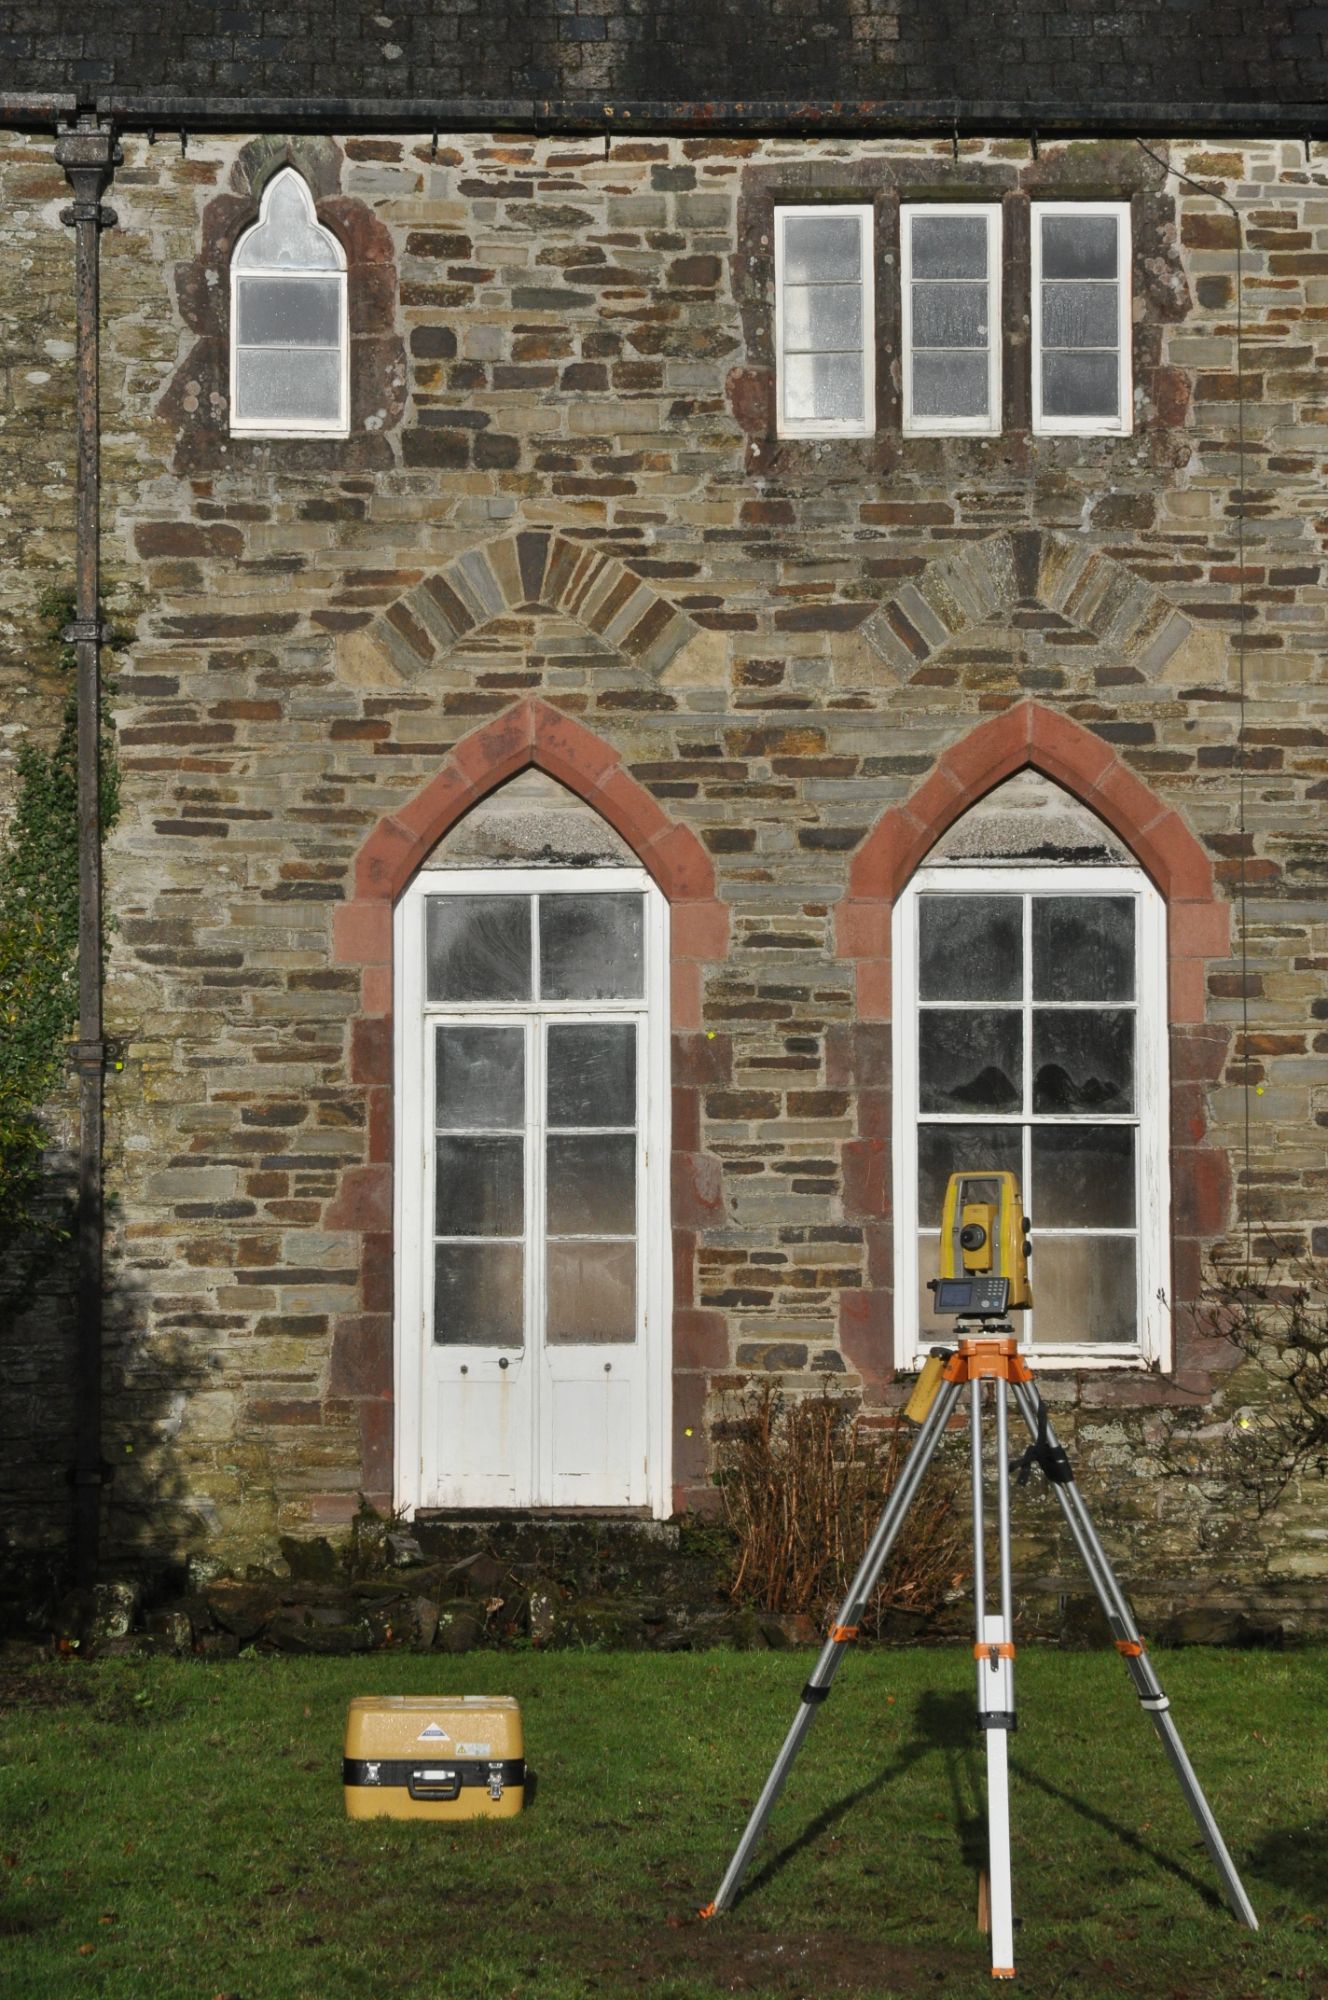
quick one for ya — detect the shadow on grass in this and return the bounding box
[1245,1816,1328,1906]
[735,1688,982,1906]
[1009,1757,1222,1913]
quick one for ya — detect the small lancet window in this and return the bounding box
[230,167,348,437]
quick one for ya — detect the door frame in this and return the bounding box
[393,863,672,1517]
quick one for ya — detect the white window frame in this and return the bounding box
[394,865,672,1517]
[774,203,876,440]
[901,204,1002,438]
[229,166,349,440]
[1031,200,1132,438]
[892,864,1169,1371]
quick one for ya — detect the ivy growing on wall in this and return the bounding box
[0,587,120,1276]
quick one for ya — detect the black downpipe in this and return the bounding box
[54,116,119,1590]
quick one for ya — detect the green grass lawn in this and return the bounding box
[0,1645,1323,2000]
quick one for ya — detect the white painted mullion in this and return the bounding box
[528,1010,544,1503]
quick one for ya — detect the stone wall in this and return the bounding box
[1,125,1324,1623]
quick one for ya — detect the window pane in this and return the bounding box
[237,170,342,272]
[236,274,341,347]
[781,350,865,426]
[539,894,643,1001]
[436,1025,524,1131]
[919,1010,1021,1114]
[547,1022,636,1128]
[426,896,531,1003]
[1032,1125,1135,1228]
[911,281,989,348]
[433,1242,524,1346]
[1033,897,1134,1002]
[547,1242,636,1344]
[1041,281,1118,350]
[233,346,342,425]
[918,1122,1023,1220]
[782,213,861,283]
[911,352,989,420]
[910,214,987,279]
[919,896,1021,1001]
[1033,1009,1134,1114]
[1041,350,1119,420]
[782,282,863,352]
[1028,1235,1136,1344]
[547,1134,636,1235]
[1041,213,1118,280]
[435,1135,523,1237]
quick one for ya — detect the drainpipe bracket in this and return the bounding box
[68,1038,107,1075]
[59,200,118,230]
[61,616,109,646]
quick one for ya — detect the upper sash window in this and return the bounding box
[1031,201,1132,436]
[774,205,875,439]
[230,168,348,437]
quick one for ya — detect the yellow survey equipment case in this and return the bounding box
[343,1695,525,1820]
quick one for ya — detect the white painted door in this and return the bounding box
[395,868,669,1516]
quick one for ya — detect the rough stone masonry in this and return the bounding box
[0,122,1324,1633]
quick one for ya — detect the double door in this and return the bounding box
[395,868,668,1513]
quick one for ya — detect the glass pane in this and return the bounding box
[436,1025,524,1131]
[910,214,987,279]
[1033,1009,1134,1113]
[919,896,1021,1001]
[918,1123,1023,1220]
[1028,1235,1137,1345]
[781,282,863,352]
[433,1242,523,1346]
[435,1135,523,1237]
[547,1242,636,1344]
[237,171,343,272]
[233,346,342,426]
[236,274,341,346]
[547,1023,636,1128]
[547,1134,636,1235]
[912,352,988,420]
[1041,212,1118,280]
[539,895,643,1001]
[1041,349,1119,420]
[1041,281,1119,350]
[782,213,861,283]
[781,350,865,426]
[426,897,531,1003]
[911,281,988,348]
[1032,1126,1135,1229]
[1033,897,1134,1002]
[919,1011,1021,1114]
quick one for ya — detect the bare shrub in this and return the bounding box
[1200,1253,1328,1513]
[714,1379,966,1636]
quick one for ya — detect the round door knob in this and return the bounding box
[499,1356,509,1369]
[604,1362,612,1373]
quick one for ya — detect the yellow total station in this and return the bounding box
[938,1170,1032,1312]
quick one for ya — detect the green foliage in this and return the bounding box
[0,586,119,1269]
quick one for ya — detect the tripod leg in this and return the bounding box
[1010,1381,1258,1931]
[977,1376,1016,1978]
[702,1374,965,1917]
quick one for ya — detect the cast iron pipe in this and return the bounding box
[54,116,119,1590]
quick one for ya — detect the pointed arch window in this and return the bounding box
[892,780,1170,1370]
[230,167,348,437]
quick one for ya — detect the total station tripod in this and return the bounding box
[701,1329,1259,1980]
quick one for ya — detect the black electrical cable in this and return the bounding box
[1136,137,1252,1269]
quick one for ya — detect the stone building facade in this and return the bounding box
[1,6,1325,1629]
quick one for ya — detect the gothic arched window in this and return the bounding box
[230,167,348,437]
[892,775,1170,1369]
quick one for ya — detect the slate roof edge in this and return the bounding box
[6,94,1328,140]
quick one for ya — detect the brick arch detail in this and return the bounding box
[373,529,699,680]
[323,697,730,1517]
[861,529,1192,681]
[833,699,1233,1398]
